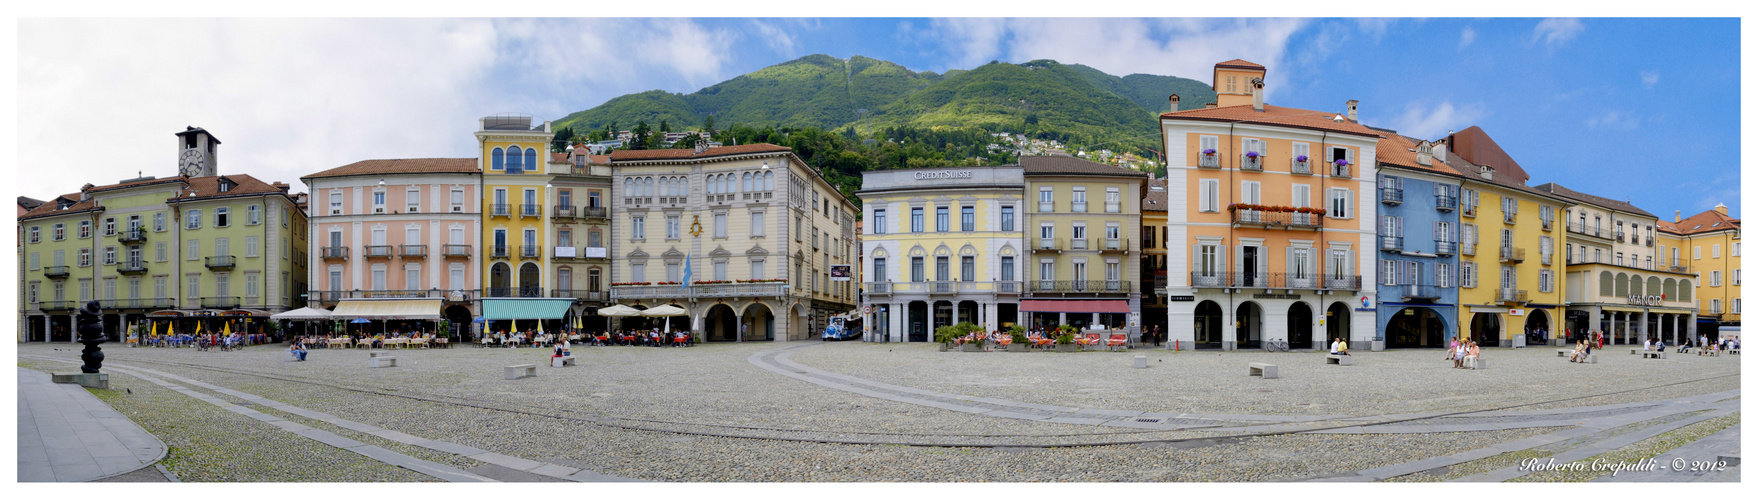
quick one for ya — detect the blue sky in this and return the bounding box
[16,17,1740,219]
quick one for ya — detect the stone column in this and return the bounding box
[1637,310,1649,343]
[984,302,998,334]
[1168,300,1194,350]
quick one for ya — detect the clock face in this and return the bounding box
[179,149,205,176]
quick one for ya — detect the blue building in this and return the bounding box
[1372,134,1463,349]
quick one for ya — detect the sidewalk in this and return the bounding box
[17,367,166,482]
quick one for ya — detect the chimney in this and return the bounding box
[1478,165,1495,180]
[1675,210,1682,222]
[1251,78,1264,112]
[1415,141,1433,166]
[1168,94,1180,112]
[1436,132,1451,163]
[693,140,708,154]
[1714,203,1728,214]
[1347,100,1359,122]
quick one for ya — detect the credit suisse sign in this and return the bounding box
[913,170,973,180]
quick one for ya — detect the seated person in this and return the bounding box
[1337,338,1349,355]
[1463,342,1480,367]
[289,340,307,361]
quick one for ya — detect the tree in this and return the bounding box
[659,119,671,133]
[630,120,652,150]
[674,133,699,150]
[702,115,716,136]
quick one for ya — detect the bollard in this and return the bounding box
[1134,355,1147,369]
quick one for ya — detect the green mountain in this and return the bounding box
[552,54,1215,152]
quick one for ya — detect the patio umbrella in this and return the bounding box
[596,305,641,316]
[642,304,688,334]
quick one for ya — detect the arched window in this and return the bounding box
[724,174,733,193]
[1615,273,1628,297]
[743,172,752,192]
[764,170,774,190]
[507,146,524,173]
[624,178,633,194]
[1599,271,1614,297]
[1630,275,1643,296]
[491,148,505,171]
[524,148,537,171]
[643,177,652,196]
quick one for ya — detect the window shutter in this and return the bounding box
[1396,216,1404,237]
[1345,148,1356,169]
[1257,245,1268,279]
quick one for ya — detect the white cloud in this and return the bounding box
[1388,101,1488,140]
[1532,18,1585,48]
[1458,26,1476,50]
[749,20,798,55]
[1355,18,1394,42]
[16,18,746,199]
[1641,70,1661,88]
[925,18,1309,100]
[1585,110,1639,130]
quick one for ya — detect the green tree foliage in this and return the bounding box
[630,121,652,150]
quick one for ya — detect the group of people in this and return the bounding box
[1328,337,1350,355]
[1447,337,1482,368]
[590,330,694,347]
[287,336,310,361]
[480,330,561,348]
[137,332,252,351]
[1567,340,1594,363]
[1694,334,1739,355]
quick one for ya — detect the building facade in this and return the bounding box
[1659,204,1740,341]
[302,158,483,331]
[1140,175,1170,341]
[20,127,307,342]
[857,166,1025,342]
[546,148,615,331]
[1373,135,1463,349]
[1442,127,1570,347]
[1020,155,1147,339]
[608,144,858,341]
[476,114,555,300]
[1161,59,1377,350]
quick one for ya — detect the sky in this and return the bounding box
[13,17,1742,219]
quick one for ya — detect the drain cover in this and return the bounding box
[1135,418,1163,423]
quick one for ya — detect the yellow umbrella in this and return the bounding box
[224,321,232,336]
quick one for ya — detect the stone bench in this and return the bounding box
[1557,349,1572,357]
[1465,357,1487,369]
[1731,349,1741,355]
[1578,354,1596,364]
[1630,348,1642,355]
[551,356,576,368]
[1134,355,1147,369]
[1248,362,1278,379]
[504,364,537,380]
[1325,354,1352,366]
[368,351,392,358]
[1644,351,1667,359]
[370,356,398,368]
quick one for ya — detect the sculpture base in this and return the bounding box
[52,372,109,390]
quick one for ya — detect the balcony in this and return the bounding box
[1198,153,1220,168]
[201,296,241,309]
[1498,289,1529,303]
[1380,188,1403,205]
[1072,202,1088,213]
[1647,239,1655,248]
[996,281,1022,294]
[118,229,147,244]
[550,289,608,302]
[1503,212,1517,225]
[1462,204,1476,218]
[1331,163,1351,178]
[1290,158,1311,175]
[489,203,511,218]
[1241,154,1263,171]
[519,245,541,259]
[1101,238,1129,253]
[205,255,236,270]
[43,265,70,279]
[582,247,608,260]
[1461,241,1476,256]
[1667,263,1693,274]
[1070,238,1089,250]
[489,245,510,259]
[1037,237,1060,251]
[364,245,393,259]
[1038,202,1055,212]
[866,282,892,296]
[1543,219,1555,232]
[311,290,348,303]
[1435,195,1457,212]
[1189,272,1361,291]
[1028,280,1131,294]
[1434,240,1457,256]
[486,287,545,298]
[1380,236,1404,252]
[443,244,472,258]
[1615,231,1626,243]
[118,261,149,274]
[321,246,349,260]
[1500,246,1525,263]
[100,298,176,310]
[1230,209,1323,230]
[520,204,542,218]
[552,246,581,261]
[930,281,957,294]
[1401,284,1442,301]
[581,206,608,220]
[611,282,786,301]
[399,245,428,258]
[1567,223,1609,239]
[39,300,78,311]
[1541,252,1553,265]
[552,205,577,219]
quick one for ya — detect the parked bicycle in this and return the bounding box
[1265,339,1289,352]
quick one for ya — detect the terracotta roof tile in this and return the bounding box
[1215,59,1265,69]
[1020,155,1149,178]
[19,193,98,220]
[609,143,790,162]
[303,158,478,180]
[1142,179,1168,212]
[1161,104,1382,138]
[1530,183,1656,218]
[178,174,288,200]
[1375,134,1462,177]
[17,196,44,210]
[1661,208,1741,235]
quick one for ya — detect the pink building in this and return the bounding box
[301,159,481,331]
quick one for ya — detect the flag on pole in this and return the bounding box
[681,250,693,290]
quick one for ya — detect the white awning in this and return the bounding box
[270,306,333,320]
[331,299,442,320]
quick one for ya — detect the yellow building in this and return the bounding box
[1537,183,1697,346]
[1021,156,1147,338]
[857,166,1025,342]
[1441,129,1571,347]
[474,114,573,334]
[1659,204,1740,342]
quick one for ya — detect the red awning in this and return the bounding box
[1019,300,1131,314]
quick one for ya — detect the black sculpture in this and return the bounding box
[76,300,105,373]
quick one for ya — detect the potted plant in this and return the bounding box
[1296,154,1309,163]
[934,324,960,351]
[1054,332,1077,352]
[1008,325,1029,352]
[1202,148,1216,156]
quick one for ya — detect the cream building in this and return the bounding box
[608,144,857,341]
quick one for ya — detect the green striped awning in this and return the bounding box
[479,298,576,320]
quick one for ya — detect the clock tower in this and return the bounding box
[174,126,220,178]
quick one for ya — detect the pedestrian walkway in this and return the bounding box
[17,367,166,482]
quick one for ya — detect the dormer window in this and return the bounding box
[218,179,233,192]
